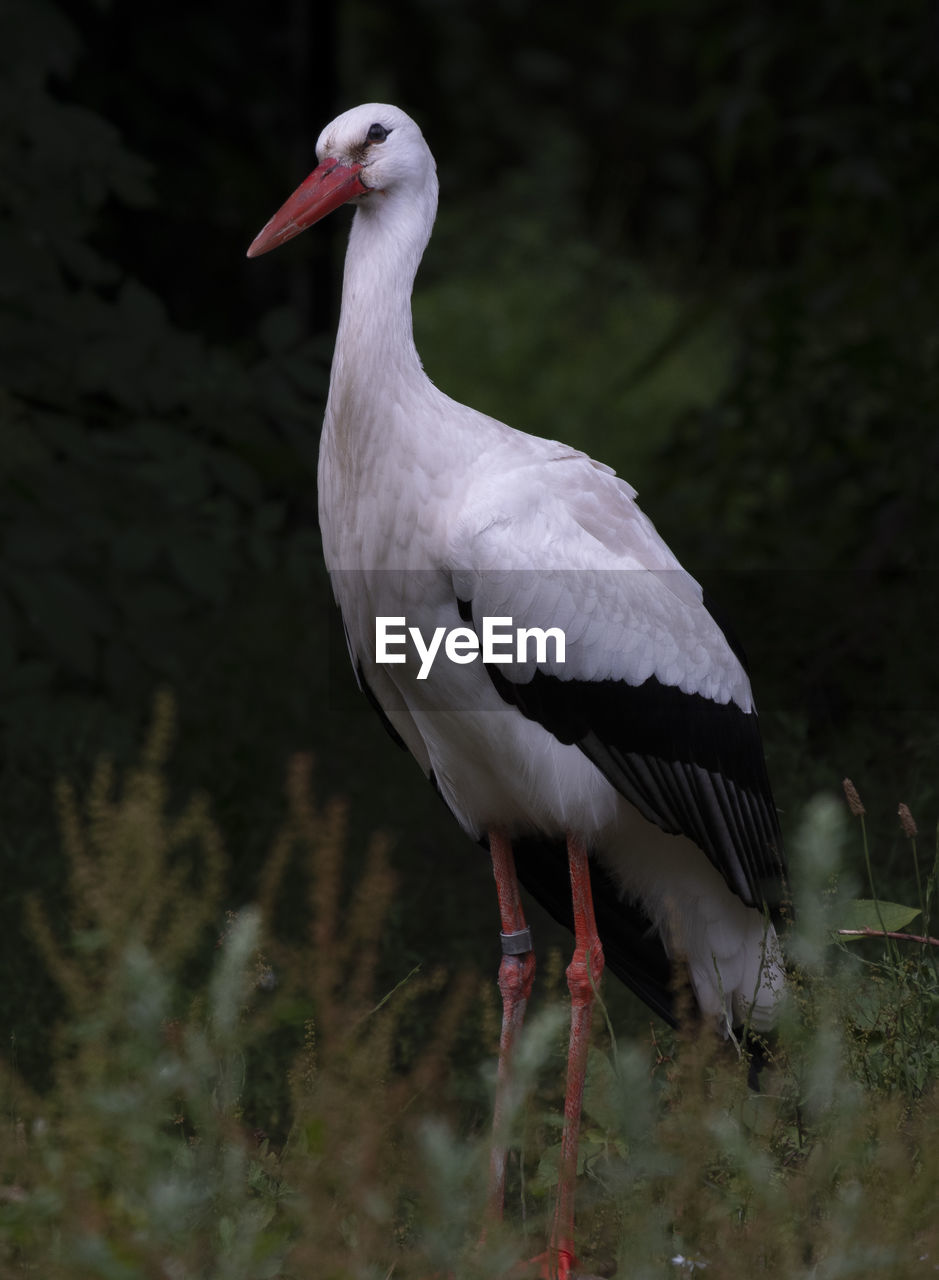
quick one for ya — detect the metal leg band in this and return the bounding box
[500,927,533,956]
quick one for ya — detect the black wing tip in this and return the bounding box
[512,835,678,1026]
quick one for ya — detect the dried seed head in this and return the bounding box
[842,778,866,817]
[897,802,918,839]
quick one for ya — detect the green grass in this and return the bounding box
[1,699,937,1278]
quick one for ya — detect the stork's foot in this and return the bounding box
[434,1246,601,1280]
[515,1248,607,1279]
[508,1249,566,1279]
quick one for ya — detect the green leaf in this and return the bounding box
[835,899,922,940]
[582,1048,620,1133]
[533,1142,561,1193]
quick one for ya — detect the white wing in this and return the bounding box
[448,448,783,906]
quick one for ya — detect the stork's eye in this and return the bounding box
[366,122,389,143]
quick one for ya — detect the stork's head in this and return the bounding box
[247,103,435,258]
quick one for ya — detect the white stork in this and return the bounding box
[248,103,786,1278]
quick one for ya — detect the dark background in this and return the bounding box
[2,0,937,1081]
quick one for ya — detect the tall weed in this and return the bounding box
[1,704,936,1278]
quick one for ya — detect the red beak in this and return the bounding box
[246,158,368,258]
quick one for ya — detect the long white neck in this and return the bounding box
[330,176,439,401]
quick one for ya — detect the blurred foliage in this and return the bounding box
[0,0,320,1080]
[0,0,937,1091]
[0,735,936,1277]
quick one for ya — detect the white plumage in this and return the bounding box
[249,102,786,1032]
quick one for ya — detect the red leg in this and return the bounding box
[550,833,604,1278]
[487,828,536,1220]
